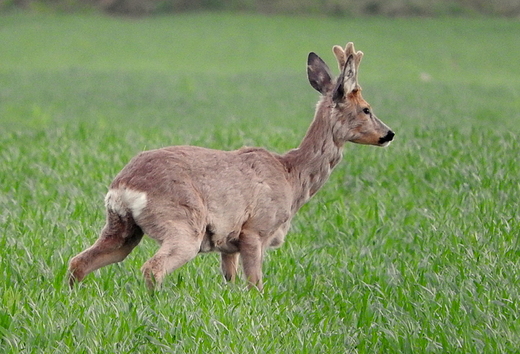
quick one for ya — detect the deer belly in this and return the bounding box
[199,227,240,254]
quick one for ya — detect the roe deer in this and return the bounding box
[68,42,394,291]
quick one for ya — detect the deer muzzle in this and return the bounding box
[378,130,395,146]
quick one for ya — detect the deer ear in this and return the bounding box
[343,54,359,94]
[332,66,345,103]
[332,54,353,103]
[307,52,333,94]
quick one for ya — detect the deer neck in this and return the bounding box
[281,97,344,213]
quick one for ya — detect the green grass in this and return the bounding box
[1,13,520,353]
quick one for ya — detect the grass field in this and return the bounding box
[1,12,520,353]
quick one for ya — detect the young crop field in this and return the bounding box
[1,13,519,353]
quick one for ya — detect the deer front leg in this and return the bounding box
[239,231,264,290]
[221,253,239,282]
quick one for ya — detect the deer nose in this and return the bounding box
[379,130,395,144]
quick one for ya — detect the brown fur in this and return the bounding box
[68,43,394,291]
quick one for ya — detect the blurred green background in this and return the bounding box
[1,3,520,353]
[2,0,520,16]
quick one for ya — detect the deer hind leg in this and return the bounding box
[221,253,239,282]
[68,211,143,287]
[140,221,202,290]
[239,230,264,290]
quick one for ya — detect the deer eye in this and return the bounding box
[362,107,371,115]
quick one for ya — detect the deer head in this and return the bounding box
[307,42,394,147]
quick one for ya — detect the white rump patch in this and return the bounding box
[105,188,147,218]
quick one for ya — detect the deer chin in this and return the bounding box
[350,137,392,147]
[349,136,385,146]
